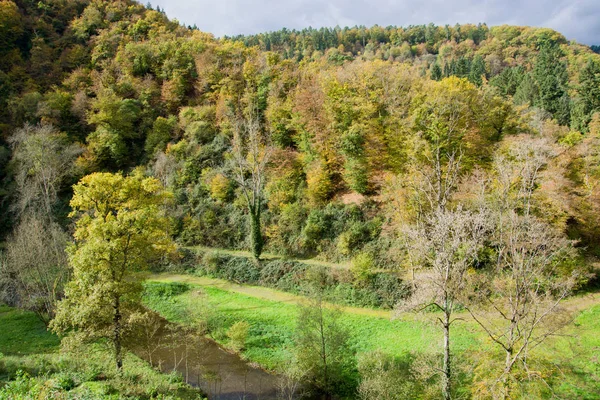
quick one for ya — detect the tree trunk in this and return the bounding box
[443,311,451,400]
[113,294,123,371]
[250,204,263,261]
[320,307,328,397]
[501,349,513,400]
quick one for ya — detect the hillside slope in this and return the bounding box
[1,0,599,262]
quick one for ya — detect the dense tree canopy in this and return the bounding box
[0,0,598,264]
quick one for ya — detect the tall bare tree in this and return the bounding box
[399,206,489,400]
[8,123,82,218]
[466,212,577,399]
[1,123,81,324]
[464,136,579,399]
[230,112,272,260]
[398,93,479,398]
[0,214,69,324]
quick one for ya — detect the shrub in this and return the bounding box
[351,252,375,285]
[195,253,260,283]
[357,351,416,399]
[220,257,261,284]
[369,273,411,309]
[346,285,382,308]
[303,266,336,292]
[52,372,77,390]
[177,197,246,249]
[337,219,381,256]
[151,247,197,273]
[0,370,42,398]
[266,203,308,257]
[259,260,308,292]
[302,203,359,255]
[143,282,190,298]
[302,209,335,251]
[226,321,250,352]
[201,251,222,274]
[191,252,409,309]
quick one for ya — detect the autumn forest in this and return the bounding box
[0,0,599,399]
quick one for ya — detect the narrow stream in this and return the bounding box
[133,325,302,400]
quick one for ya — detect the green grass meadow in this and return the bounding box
[0,305,59,356]
[144,279,600,398]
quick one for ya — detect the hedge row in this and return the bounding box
[179,249,411,309]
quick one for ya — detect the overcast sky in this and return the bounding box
[150,0,600,45]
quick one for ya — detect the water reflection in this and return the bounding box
[134,324,302,400]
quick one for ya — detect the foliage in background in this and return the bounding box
[0,0,599,269]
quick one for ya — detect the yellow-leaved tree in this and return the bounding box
[51,170,175,371]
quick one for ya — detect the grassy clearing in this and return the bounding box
[144,275,600,398]
[0,304,205,399]
[149,273,390,318]
[144,277,479,368]
[547,303,600,398]
[0,305,59,355]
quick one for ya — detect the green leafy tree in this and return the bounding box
[456,57,471,78]
[533,43,571,125]
[411,77,479,203]
[0,1,23,61]
[573,59,600,131]
[340,124,369,194]
[51,170,175,371]
[230,112,272,260]
[86,91,143,169]
[468,55,486,86]
[430,62,442,81]
[145,115,177,156]
[489,66,526,97]
[70,4,104,40]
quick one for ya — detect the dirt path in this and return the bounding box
[563,290,600,312]
[148,273,393,319]
[148,272,600,324]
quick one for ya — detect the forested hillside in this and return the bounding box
[1,0,600,260]
[1,0,600,398]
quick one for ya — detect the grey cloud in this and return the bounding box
[151,0,600,44]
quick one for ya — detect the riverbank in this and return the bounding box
[0,304,204,399]
[145,274,600,399]
[144,275,468,367]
